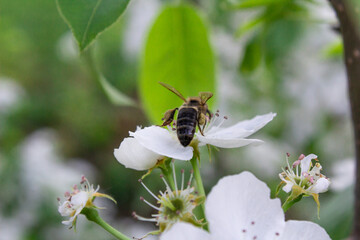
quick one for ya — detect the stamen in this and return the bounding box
[187,170,194,190]
[132,212,157,222]
[138,179,160,201]
[181,169,185,191]
[160,174,174,197]
[140,196,161,211]
[172,160,178,194]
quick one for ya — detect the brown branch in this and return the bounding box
[329,0,360,238]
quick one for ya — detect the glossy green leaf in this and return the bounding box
[140,5,215,124]
[239,35,262,74]
[99,75,137,107]
[56,0,130,51]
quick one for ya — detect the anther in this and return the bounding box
[298,154,305,160]
[275,232,280,236]
[138,179,142,183]
[242,229,246,233]
[160,174,164,178]
[81,176,86,184]
[172,128,176,131]
[251,221,255,225]
[286,153,290,157]
[140,196,144,201]
[215,113,219,117]
[176,210,181,215]
[57,197,61,202]
[224,116,228,120]
[216,109,219,113]
[64,191,70,197]
[253,236,257,240]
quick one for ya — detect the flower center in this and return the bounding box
[162,197,185,219]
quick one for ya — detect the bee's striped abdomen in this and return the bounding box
[176,108,197,147]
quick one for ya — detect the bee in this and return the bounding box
[159,82,213,147]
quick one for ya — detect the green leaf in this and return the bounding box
[322,39,343,59]
[99,75,137,107]
[140,5,215,124]
[230,0,282,9]
[239,35,262,74]
[56,0,130,51]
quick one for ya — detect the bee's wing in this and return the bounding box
[159,82,187,102]
[199,92,213,104]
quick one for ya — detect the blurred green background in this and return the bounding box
[0,0,354,239]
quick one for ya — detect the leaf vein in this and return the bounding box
[81,0,103,47]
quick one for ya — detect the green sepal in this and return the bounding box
[282,191,304,212]
[311,193,321,219]
[275,181,285,197]
[141,158,168,180]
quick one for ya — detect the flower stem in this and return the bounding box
[190,157,208,230]
[82,208,131,240]
[161,167,176,191]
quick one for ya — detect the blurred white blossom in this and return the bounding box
[56,32,78,62]
[0,77,24,113]
[123,0,160,57]
[331,158,355,191]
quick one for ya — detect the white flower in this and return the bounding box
[132,162,203,238]
[279,154,331,195]
[58,176,115,228]
[196,112,276,148]
[160,172,331,240]
[114,126,193,171]
[114,113,276,170]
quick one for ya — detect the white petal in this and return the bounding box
[300,154,317,175]
[310,178,331,193]
[282,180,294,193]
[205,171,285,240]
[206,112,276,139]
[71,191,88,206]
[114,137,160,171]
[58,201,72,216]
[280,220,330,240]
[133,126,193,160]
[196,135,264,148]
[160,222,210,240]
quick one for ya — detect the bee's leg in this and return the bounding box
[160,108,178,127]
[197,112,207,136]
[206,109,212,120]
[197,121,205,136]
